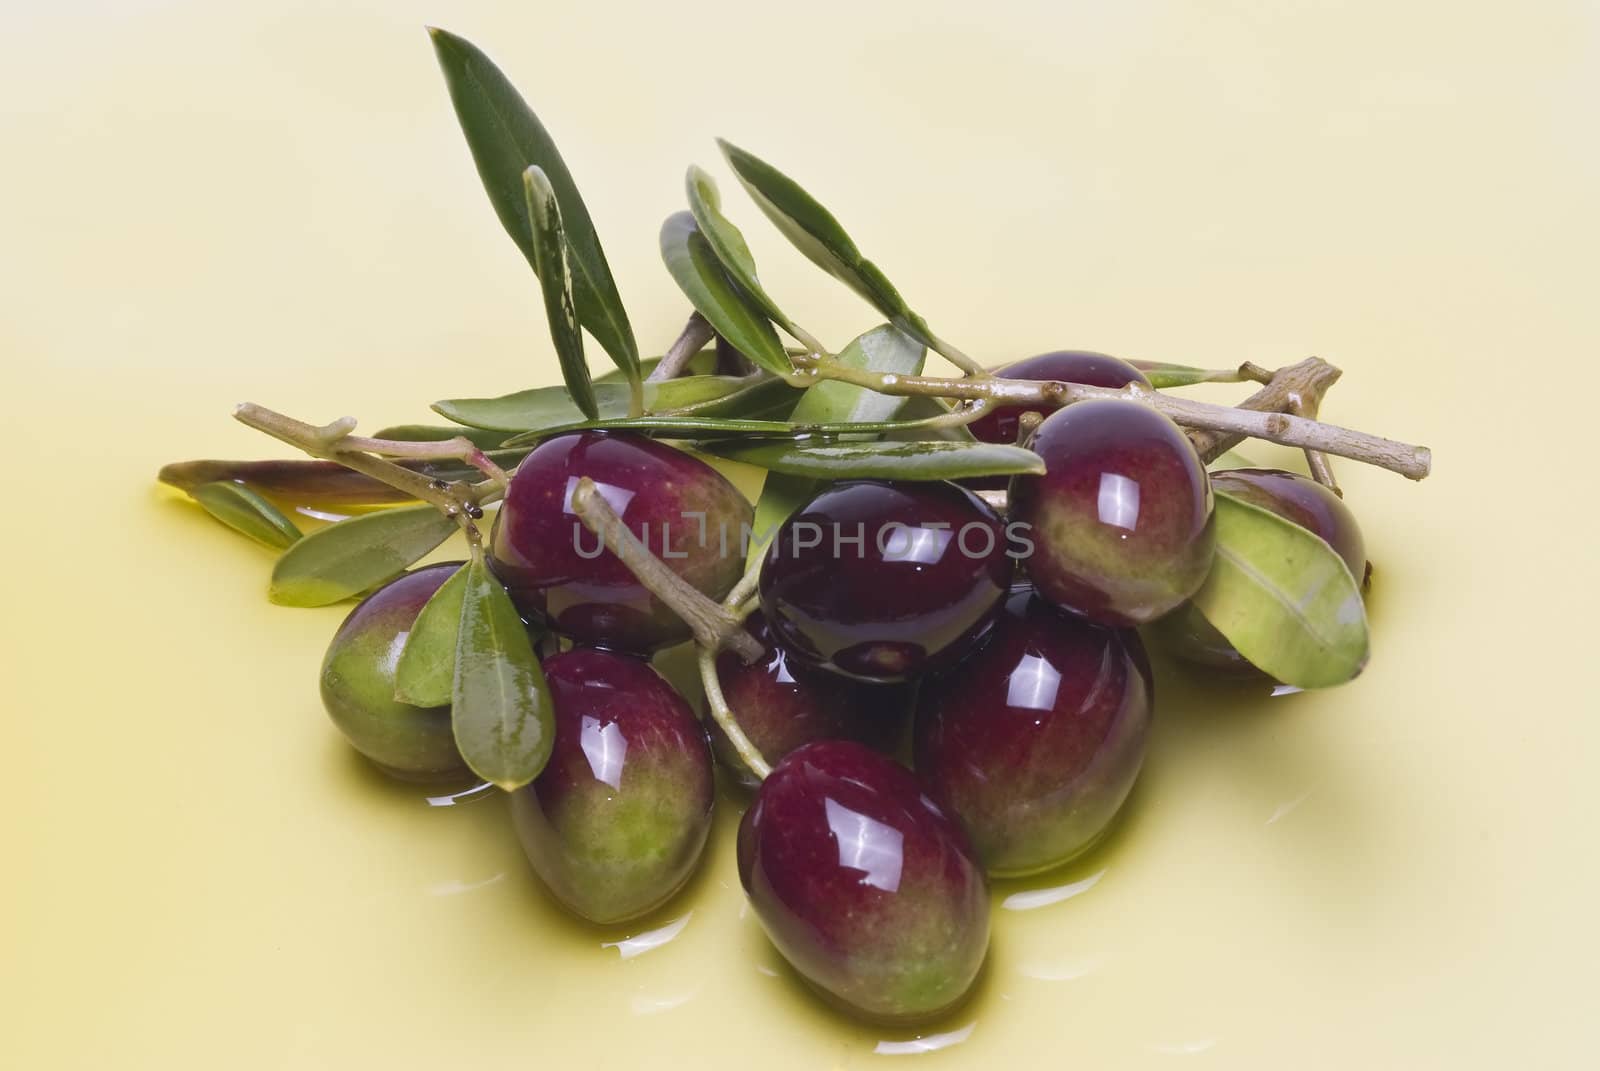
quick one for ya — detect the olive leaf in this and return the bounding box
[881,395,978,443]
[717,139,941,354]
[370,425,512,449]
[434,375,766,432]
[714,440,1044,481]
[1206,449,1259,471]
[740,324,929,564]
[792,324,924,425]
[745,471,816,569]
[685,165,801,338]
[160,454,528,507]
[393,562,469,708]
[268,505,458,607]
[660,212,792,376]
[1133,361,1245,389]
[1190,490,1369,688]
[523,165,598,421]
[452,552,555,791]
[429,28,639,389]
[189,481,303,550]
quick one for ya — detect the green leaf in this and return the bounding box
[881,395,978,443]
[738,324,931,565]
[434,375,764,432]
[745,471,817,569]
[713,440,1044,481]
[393,563,469,708]
[189,481,302,550]
[429,28,639,387]
[685,165,799,337]
[1190,491,1369,688]
[660,212,792,377]
[370,425,511,449]
[453,552,555,790]
[717,139,933,347]
[504,412,946,445]
[1207,448,1259,471]
[159,455,529,507]
[1132,361,1243,388]
[789,324,924,425]
[268,505,458,607]
[523,166,597,421]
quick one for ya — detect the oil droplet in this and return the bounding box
[424,781,494,807]
[427,873,505,897]
[1017,956,1100,982]
[602,912,693,959]
[630,988,698,1016]
[874,1022,976,1056]
[1001,869,1105,911]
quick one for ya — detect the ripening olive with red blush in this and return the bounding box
[509,648,714,925]
[968,350,1151,446]
[915,589,1152,876]
[1010,400,1215,626]
[711,611,900,787]
[319,562,471,782]
[1156,468,1368,675]
[738,740,989,1023]
[489,430,751,655]
[759,480,1012,683]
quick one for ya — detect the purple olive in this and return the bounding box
[969,350,1150,446]
[489,430,752,654]
[319,563,469,782]
[711,611,900,787]
[759,480,1012,683]
[509,648,714,924]
[1157,468,1368,674]
[1011,400,1215,626]
[738,740,989,1023]
[914,589,1152,875]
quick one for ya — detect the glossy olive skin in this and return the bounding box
[1011,400,1215,626]
[509,648,714,924]
[319,563,470,782]
[1158,468,1368,673]
[490,431,752,654]
[759,480,1012,683]
[738,740,989,1023]
[970,350,1150,446]
[914,589,1152,876]
[712,612,900,787]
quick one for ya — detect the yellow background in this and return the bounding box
[4,1,1597,1066]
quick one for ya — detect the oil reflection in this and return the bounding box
[427,873,505,897]
[874,1021,976,1056]
[825,798,904,892]
[424,781,494,807]
[580,716,628,790]
[601,911,693,960]
[1001,868,1105,911]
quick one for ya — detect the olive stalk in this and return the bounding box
[232,403,496,536]
[566,477,764,663]
[648,312,717,382]
[786,354,1431,479]
[696,556,774,781]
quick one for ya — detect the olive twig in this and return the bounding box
[697,646,772,782]
[648,311,717,382]
[1184,357,1341,462]
[792,354,1431,479]
[233,402,487,536]
[567,476,764,663]
[1289,393,1341,497]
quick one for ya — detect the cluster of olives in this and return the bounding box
[318,350,1367,1025]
